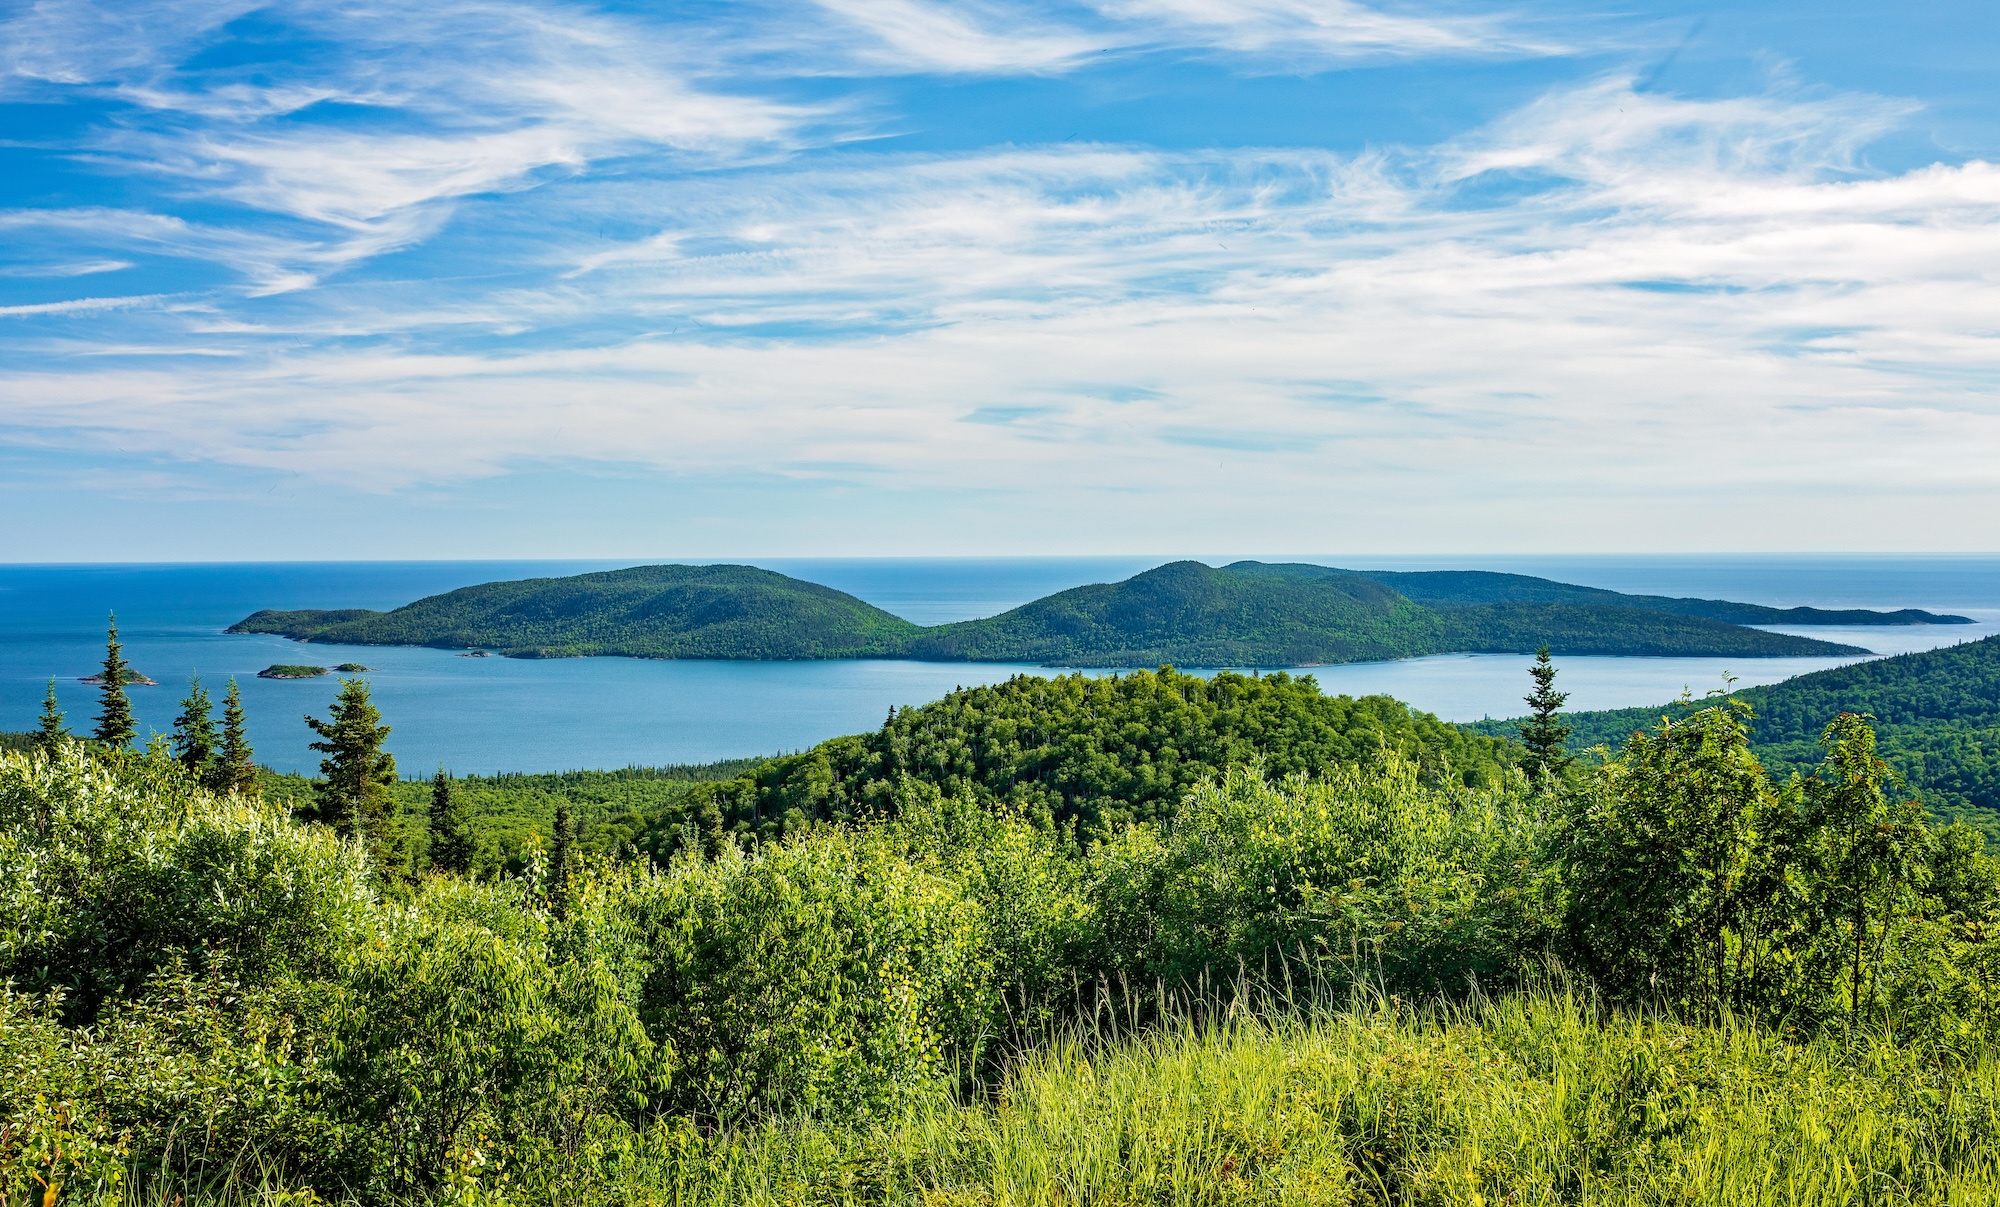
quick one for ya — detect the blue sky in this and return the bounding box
[2,0,1997,559]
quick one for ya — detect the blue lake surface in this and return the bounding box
[3,555,1997,776]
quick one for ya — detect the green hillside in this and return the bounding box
[1360,568,1972,626]
[656,667,1523,845]
[229,563,923,659]
[909,561,1866,665]
[1471,633,2000,835]
[231,559,1883,668]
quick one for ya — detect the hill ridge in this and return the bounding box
[230,560,1890,667]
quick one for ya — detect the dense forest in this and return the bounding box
[232,563,923,658]
[1475,634,2000,838]
[1358,568,1971,625]
[653,668,1520,847]
[234,559,1878,665]
[256,758,762,879]
[7,683,2000,1204]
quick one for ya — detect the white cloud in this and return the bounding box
[1094,0,1551,60]
[5,0,822,289]
[6,76,1999,551]
[0,294,170,316]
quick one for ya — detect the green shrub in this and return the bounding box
[623,824,994,1123]
[1134,761,1556,994]
[0,745,372,1021]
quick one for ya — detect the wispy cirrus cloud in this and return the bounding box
[3,0,1996,555]
[6,74,1997,553]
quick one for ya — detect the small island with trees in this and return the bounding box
[258,664,330,679]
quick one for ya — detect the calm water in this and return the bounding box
[3,556,1996,775]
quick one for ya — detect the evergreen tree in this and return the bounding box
[427,768,476,875]
[170,674,218,781]
[208,677,257,796]
[548,799,574,918]
[34,679,69,759]
[1518,645,1572,779]
[93,612,137,748]
[306,678,399,864]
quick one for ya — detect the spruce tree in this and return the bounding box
[34,679,69,759]
[427,768,476,875]
[306,678,398,863]
[208,677,257,796]
[93,612,137,748]
[548,799,574,918]
[1518,645,1572,780]
[170,674,218,781]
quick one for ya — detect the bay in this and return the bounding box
[2,556,1995,775]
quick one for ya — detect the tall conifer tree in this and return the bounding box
[548,799,574,918]
[171,674,218,781]
[427,768,476,875]
[208,677,257,795]
[34,679,69,759]
[1518,645,1572,780]
[93,612,137,748]
[306,678,398,864]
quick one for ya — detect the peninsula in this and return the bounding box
[227,561,1915,667]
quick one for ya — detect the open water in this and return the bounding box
[2,555,1996,775]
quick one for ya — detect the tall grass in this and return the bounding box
[126,986,1996,1207]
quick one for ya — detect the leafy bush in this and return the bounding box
[5,694,2000,1206]
[0,744,371,1021]
[1135,760,1556,994]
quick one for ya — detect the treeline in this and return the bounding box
[258,759,762,878]
[1476,633,2000,837]
[647,668,1521,850]
[6,689,2000,1202]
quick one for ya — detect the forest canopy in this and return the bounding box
[230,560,1884,666]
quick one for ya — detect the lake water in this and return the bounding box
[3,555,1997,775]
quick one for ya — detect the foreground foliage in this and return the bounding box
[1489,633,2000,837]
[5,688,2000,1204]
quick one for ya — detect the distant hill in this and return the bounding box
[1469,634,2000,837]
[232,560,1885,667]
[1358,569,1971,626]
[909,561,1868,665]
[230,564,923,659]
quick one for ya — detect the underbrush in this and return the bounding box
[58,989,2000,1207]
[6,699,2000,1205]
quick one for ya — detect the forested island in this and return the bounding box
[227,560,1950,666]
